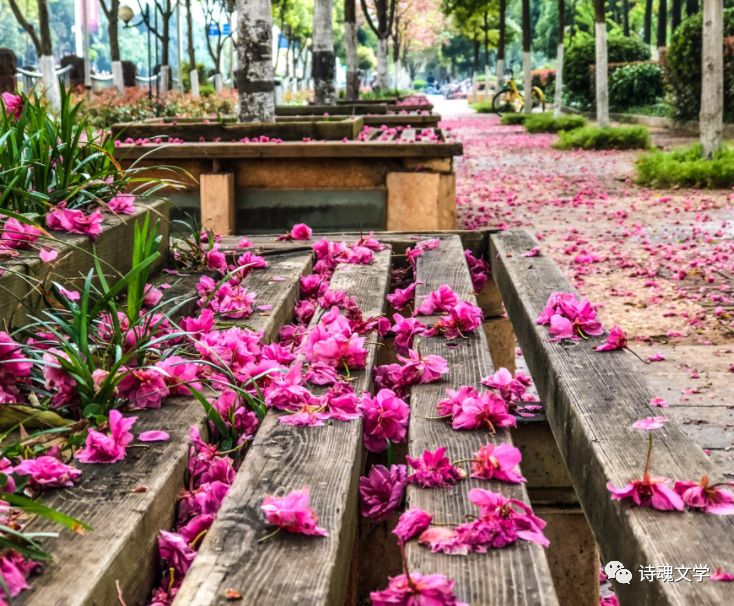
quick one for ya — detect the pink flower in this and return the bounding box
[46,203,103,239]
[359,389,410,452]
[359,464,408,521]
[631,416,668,431]
[117,367,170,409]
[711,568,734,581]
[156,356,202,396]
[536,292,603,339]
[607,475,685,511]
[386,283,416,311]
[1,218,41,249]
[524,246,541,257]
[390,314,426,353]
[481,368,528,405]
[470,443,526,484]
[177,513,215,545]
[370,572,467,606]
[76,410,137,464]
[143,283,163,307]
[393,507,432,543]
[396,349,449,384]
[107,193,136,214]
[673,476,734,515]
[261,488,328,536]
[290,223,313,240]
[416,284,459,315]
[205,248,228,274]
[452,391,516,433]
[158,530,196,577]
[42,350,77,408]
[649,396,669,408]
[647,352,666,362]
[407,447,465,488]
[594,325,627,352]
[1,92,23,119]
[0,551,35,599]
[13,456,81,489]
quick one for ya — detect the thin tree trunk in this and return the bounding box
[376,37,389,90]
[345,0,359,99]
[622,0,630,36]
[496,0,505,92]
[522,0,532,114]
[313,0,336,103]
[657,0,668,49]
[236,0,275,121]
[644,0,653,44]
[483,12,490,99]
[554,0,565,116]
[595,0,609,126]
[700,0,723,157]
[36,0,60,108]
[185,0,198,96]
[472,37,479,78]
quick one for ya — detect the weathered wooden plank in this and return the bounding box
[404,235,559,606]
[218,230,492,259]
[110,118,364,143]
[399,128,417,143]
[19,253,312,606]
[114,140,463,161]
[276,104,390,116]
[491,229,734,606]
[0,200,169,329]
[173,248,392,606]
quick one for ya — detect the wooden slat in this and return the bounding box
[405,235,559,605]
[491,229,734,606]
[399,128,417,143]
[173,248,392,606]
[114,140,463,161]
[19,253,312,606]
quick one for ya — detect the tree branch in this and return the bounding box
[8,0,42,55]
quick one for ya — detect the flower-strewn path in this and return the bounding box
[440,106,734,477]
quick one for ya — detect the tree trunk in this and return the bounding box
[236,0,275,121]
[622,0,630,36]
[161,1,171,67]
[376,37,389,90]
[344,0,359,99]
[496,0,506,92]
[313,0,336,103]
[644,0,653,44]
[671,0,682,30]
[595,0,609,126]
[472,37,479,78]
[686,0,699,15]
[522,0,532,114]
[657,0,668,49]
[185,0,198,96]
[37,0,59,108]
[554,0,565,116]
[700,0,723,157]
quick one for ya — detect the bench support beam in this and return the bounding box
[200,172,235,235]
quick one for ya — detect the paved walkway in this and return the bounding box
[438,100,734,477]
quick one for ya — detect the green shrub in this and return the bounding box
[500,113,529,125]
[471,101,494,114]
[524,112,587,133]
[554,125,650,150]
[636,144,734,188]
[665,8,734,121]
[609,63,664,110]
[564,32,651,108]
[413,79,427,91]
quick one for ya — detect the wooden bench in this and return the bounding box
[491,229,734,605]
[173,247,392,604]
[18,251,312,605]
[115,139,461,235]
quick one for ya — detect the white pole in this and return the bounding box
[595,21,609,127]
[553,43,564,117]
[82,0,91,88]
[176,0,184,91]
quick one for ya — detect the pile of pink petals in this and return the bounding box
[536,291,603,340]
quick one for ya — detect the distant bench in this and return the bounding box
[114,136,462,235]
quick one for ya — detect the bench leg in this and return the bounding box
[200,172,235,234]
[515,421,601,606]
[386,173,456,231]
[478,278,516,373]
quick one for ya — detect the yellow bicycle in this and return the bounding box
[492,71,545,115]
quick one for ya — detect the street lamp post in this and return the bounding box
[118,3,154,100]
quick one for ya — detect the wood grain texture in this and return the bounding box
[405,235,560,606]
[0,200,170,329]
[173,249,392,606]
[491,229,734,606]
[18,254,311,606]
[114,140,463,161]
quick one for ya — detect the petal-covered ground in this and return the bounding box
[440,106,734,477]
